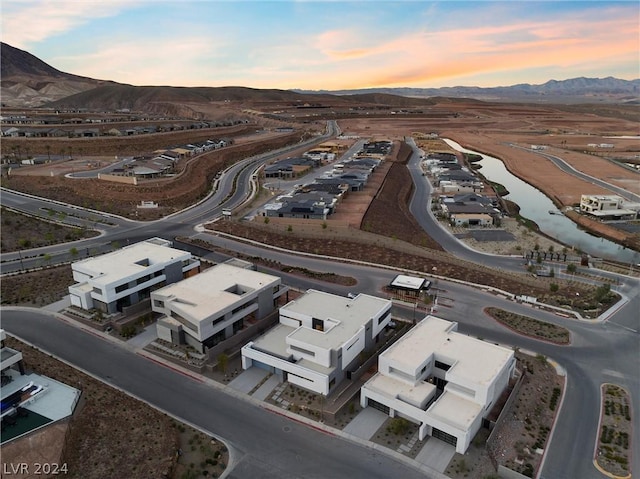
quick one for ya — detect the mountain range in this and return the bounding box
[1,42,638,111]
[294,77,640,103]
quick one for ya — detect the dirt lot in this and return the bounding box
[338,102,639,210]
[1,207,99,253]
[474,352,564,479]
[2,99,637,241]
[337,104,640,250]
[2,130,308,219]
[2,336,228,479]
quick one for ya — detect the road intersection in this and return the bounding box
[1,124,638,478]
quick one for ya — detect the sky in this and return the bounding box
[2,1,639,90]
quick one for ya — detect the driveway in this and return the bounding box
[228,366,269,394]
[415,437,456,473]
[343,407,388,439]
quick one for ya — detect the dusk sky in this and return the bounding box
[2,1,638,90]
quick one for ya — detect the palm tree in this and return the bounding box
[45,144,51,162]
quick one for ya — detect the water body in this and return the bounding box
[443,139,639,263]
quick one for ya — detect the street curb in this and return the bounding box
[2,306,440,478]
[0,307,240,479]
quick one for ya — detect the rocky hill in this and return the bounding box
[0,42,117,107]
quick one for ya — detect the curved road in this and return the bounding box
[1,122,639,478]
[406,138,526,271]
[509,143,640,203]
[1,310,430,479]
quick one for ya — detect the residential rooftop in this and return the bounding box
[283,291,390,350]
[154,263,280,324]
[382,316,513,386]
[428,390,483,430]
[72,238,190,284]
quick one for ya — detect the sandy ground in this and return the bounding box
[448,217,566,256]
[338,103,639,209]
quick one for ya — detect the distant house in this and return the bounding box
[580,194,640,220]
[264,157,318,178]
[265,198,330,220]
[1,127,20,137]
[105,128,123,136]
[440,194,500,226]
[297,182,349,199]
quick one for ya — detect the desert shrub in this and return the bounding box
[387,417,410,436]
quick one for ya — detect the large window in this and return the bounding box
[312,317,324,332]
[378,311,391,325]
[435,360,451,371]
[290,344,316,358]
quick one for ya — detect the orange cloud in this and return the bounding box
[312,13,639,89]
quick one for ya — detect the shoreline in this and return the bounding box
[447,137,639,258]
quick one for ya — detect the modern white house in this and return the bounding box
[153,263,286,353]
[68,238,200,314]
[1,330,25,378]
[360,316,516,453]
[580,194,640,220]
[241,290,393,395]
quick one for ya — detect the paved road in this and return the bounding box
[1,123,639,478]
[1,309,434,479]
[509,143,640,203]
[405,138,527,272]
[193,230,640,479]
[0,122,340,273]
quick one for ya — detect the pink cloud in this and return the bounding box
[310,12,639,89]
[2,0,135,48]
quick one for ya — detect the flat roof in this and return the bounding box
[1,371,80,445]
[390,275,427,290]
[155,263,280,323]
[364,372,436,408]
[587,209,637,216]
[427,390,483,430]
[72,238,191,285]
[252,323,296,359]
[283,290,391,350]
[382,316,513,386]
[581,194,622,200]
[450,213,494,219]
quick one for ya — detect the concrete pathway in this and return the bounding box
[415,437,456,473]
[42,295,71,313]
[251,374,280,401]
[228,367,269,394]
[343,407,388,439]
[126,324,158,349]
